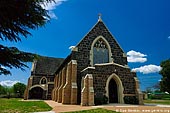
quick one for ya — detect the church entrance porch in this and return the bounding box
[109,78,118,103]
[29,87,46,99]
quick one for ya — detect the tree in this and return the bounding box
[0,84,6,95]
[0,0,54,75]
[13,82,26,97]
[0,45,37,75]
[5,86,14,99]
[159,59,170,93]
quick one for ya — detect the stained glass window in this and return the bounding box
[93,39,109,65]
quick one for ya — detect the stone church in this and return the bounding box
[24,16,143,105]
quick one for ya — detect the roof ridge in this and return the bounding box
[76,19,103,47]
[37,55,64,60]
[75,17,126,55]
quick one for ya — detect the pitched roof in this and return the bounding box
[31,56,64,75]
[74,18,127,66]
[76,18,124,52]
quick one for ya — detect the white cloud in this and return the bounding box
[127,50,147,57]
[127,57,147,63]
[168,36,170,39]
[127,50,147,63]
[48,11,58,20]
[41,0,67,19]
[0,80,20,87]
[132,64,162,74]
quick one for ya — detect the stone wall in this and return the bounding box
[52,60,78,105]
[81,74,94,106]
[93,64,136,95]
[24,74,55,100]
[76,21,127,66]
[81,63,140,104]
[48,84,54,99]
[31,75,54,86]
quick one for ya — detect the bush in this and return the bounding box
[149,94,162,99]
[124,96,139,104]
[0,93,16,99]
[162,94,170,99]
[94,95,108,105]
[149,94,170,100]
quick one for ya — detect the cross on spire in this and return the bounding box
[98,13,102,21]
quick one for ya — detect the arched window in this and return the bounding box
[90,36,112,66]
[40,77,47,84]
[93,38,109,65]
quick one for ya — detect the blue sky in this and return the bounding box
[0,0,170,91]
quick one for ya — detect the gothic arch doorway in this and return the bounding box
[109,78,118,103]
[29,87,45,99]
[106,74,124,103]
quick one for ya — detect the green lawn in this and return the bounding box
[64,108,120,113]
[144,99,170,105]
[0,98,52,113]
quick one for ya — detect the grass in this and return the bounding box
[0,98,52,113]
[0,99,119,113]
[64,108,120,113]
[144,99,170,105]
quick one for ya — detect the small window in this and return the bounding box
[41,78,47,84]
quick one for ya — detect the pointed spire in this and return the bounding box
[98,13,102,22]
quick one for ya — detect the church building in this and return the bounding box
[24,16,143,105]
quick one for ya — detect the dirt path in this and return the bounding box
[45,100,170,113]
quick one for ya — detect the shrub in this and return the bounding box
[94,95,108,105]
[149,94,170,100]
[124,96,139,104]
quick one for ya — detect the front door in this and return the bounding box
[29,87,44,99]
[109,78,118,103]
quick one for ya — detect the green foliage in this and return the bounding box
[7,87,14,98]
[0,82,26,98]
[144,99,170,105]
[0,0,53,42]
[0,86,14,98]
[0,85,6,94]
[0,98,52,113]
[149,94,163,100]
[159,59,170,93]
[0,45,38,75]
[94,95,108,105]
[148,92,170,100]
[0,0,53,75]
[124,96,139,104]
[13,82,26,98]
[64,108,120,113]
